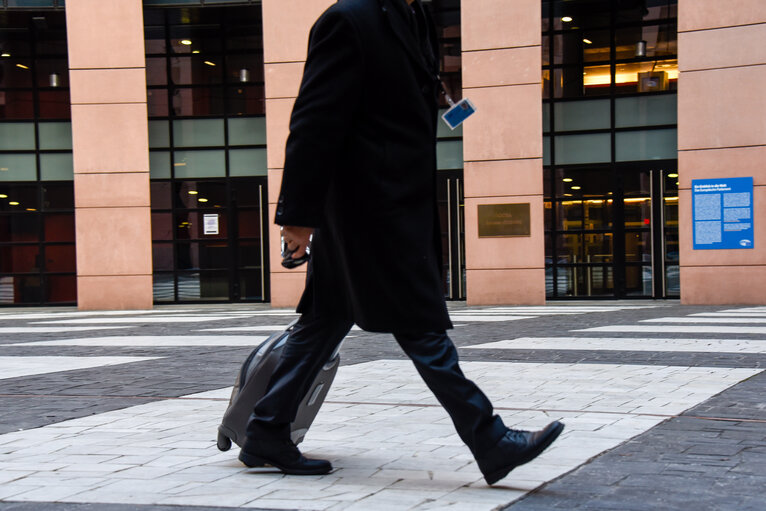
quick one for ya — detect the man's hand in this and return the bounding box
[281,225,314,259]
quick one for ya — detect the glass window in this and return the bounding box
[554,133,610,164]
[46,274,76,303]
[35,59,68,88]
[615,24,677,60]
[151,212,173,241]
[38,122,73,150]
[229,148,267,177]
[554,99,610,131]
[43,213,75,242]
[150,151,171,179]
[0,122,36,150]
[174,180,227,209]
[172,87,225,116]
[0,58,34,88]
[146,58,168,86]
[556,201,583,231]
[148,89,169,117]
[436,140,463,170]
[39,153,73,181]
[228,117,266,146]
[173,150,226,178]
[616,129,677,162]
[585,232,613,262]
[0,154,37,181]
[615,95,677,128]
[543,136,551,166]
[238,209,263,238]
[148,120,171,148]
[0,275,42,303]
[176,271,228,301]
[42,183,73,210]
[555,233,582,263]
[44,244,76,272]
[226,85,264,116]
[0,245,41,272]
[170,56,223,85]
[173,118,225,147]
[150,181,173,209]
[38,90,71,119]
[0,90,36,119]
[0,214,39,242]
[152,243,174,271]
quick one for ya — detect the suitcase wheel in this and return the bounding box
[217,432,232,452]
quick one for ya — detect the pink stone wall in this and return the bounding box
[678,0,766,304]
[461,0,545,305]
[262,0,333,308]
[66,0,153,310]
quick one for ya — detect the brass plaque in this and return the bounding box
[478,203,531,238]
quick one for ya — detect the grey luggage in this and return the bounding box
[216,321,340,451]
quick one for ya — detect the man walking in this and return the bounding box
[240,0,564,485]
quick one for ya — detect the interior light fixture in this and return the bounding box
[174,162,187,167]
[563,178,573,182]
[583,38,593,45]
[636,40,647,57]
[192,50,200,54]
[198,198,209,203]
[26,208,36,212]
[180,39,192,46]
[0,194,7,199]
[49,73,61,88]
[668,173,679,178]
[239,68,250,83]
[0,53,10,58]
[16,63,29,70]
[571,186,582,190]
[204,61,216,67]
[188,190,199,195]
[562,16,573,23]
[8,201,19,206]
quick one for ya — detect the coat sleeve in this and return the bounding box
[274,8,364,228]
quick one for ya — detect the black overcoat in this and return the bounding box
[274,0,452,333]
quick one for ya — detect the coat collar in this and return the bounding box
[378,0,435,78]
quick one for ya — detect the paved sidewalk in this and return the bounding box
[0,302,765,510]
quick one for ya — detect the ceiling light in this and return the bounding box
[180,39,192,46]
[188,190,199,195]
[16,63,29,70]
[583,38,593,45]
[204,61,216,67]
[571,186,581,190]
[0,194,7,198]
[192,50,200,54]
[8,201,19,206]
[1,53,10,58]
[198,198,209,203]
[668,173,678,178]
[561,16,573,23]
[563,178,573,182]
[26,208,36,211]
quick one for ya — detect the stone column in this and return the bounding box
[262,0,333,307]
[678,0,766,304]
[461,0,545,304]
[66,0,152,310]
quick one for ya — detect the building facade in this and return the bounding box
[0,0,764,308]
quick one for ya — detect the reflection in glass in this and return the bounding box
[557,201,582,231]
[152,212,173,241]
[177,271,228,301]
[175,212,228,240]
[174,181,227,209]
[239,270,264,300]
[0,90,35,119]
[625,265,652,296]
[46,274,76,303]
[44,244,76,272]
[172,87,225,117]
[555,233,581,263]
[583,199,612,229]
[624,197,651,228]
[665,265,680,295]
[0,245,41,272]
[42,183,75,211]
[153,272,174,302]
[43,213,75,242]
[0,215,39,242]
[625,231,652,262]
[152,243,174,271]
[585,233,613,263]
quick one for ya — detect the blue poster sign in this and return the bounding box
[692,177,754,250]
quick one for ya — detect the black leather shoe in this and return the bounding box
[477,421,565,485]
[239,429,332,475]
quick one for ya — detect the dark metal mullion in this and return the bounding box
[162,10,180,304]
[545,0,558,298]
[221,23,239,302]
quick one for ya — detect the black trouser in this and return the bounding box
[248,314,507,457]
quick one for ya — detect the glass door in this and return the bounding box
[615,164,678,298]
[438,172,465,300]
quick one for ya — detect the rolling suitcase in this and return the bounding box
[216,320,340,451]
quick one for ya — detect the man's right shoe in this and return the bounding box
[477,421,565,485]
[239,429,332,476]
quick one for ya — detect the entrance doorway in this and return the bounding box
[438,171,465,300]
[546,161,678,298]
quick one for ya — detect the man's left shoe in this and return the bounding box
[477,421,565,485]
[239,435,332,475]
